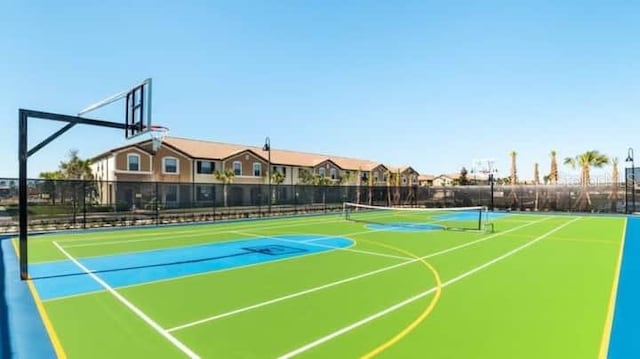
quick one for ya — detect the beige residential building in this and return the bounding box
[90,136,421,206]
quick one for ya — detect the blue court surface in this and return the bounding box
[30,234,353,301]
[608,217,640,358]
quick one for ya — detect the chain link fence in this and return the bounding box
[0,178,629,233]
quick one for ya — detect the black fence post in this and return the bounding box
[82,180,87,229]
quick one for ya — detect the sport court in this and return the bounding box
[3,208,633,358]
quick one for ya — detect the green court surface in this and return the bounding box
[19,212,624,358]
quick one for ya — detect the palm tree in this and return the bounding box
[609,157,619,212]
[549,150,558,184]
[60,149,93,180]
[214,169,235,207]
[509,151,517,185]
[271,171,285,204]
[367,170,374,205]
[563,150,609,186]
[542,150,560,211]
[338,170,355,203]
[563,150,609,209]
[39,170,64,204]
[393,169,401,205]
[385,169,392,206]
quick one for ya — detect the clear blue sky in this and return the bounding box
[1,0,639,182]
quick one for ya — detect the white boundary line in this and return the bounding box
[59,216,345,247]
[277,217,581,359]
[166,216,553,333]
[51,241,200,359]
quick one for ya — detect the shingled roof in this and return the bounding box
[127,136,391,172]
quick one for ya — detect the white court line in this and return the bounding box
[52,241,200,359]
[233,230,413,261]
[166,216,553,333]
[59,215,346,248]
[45,227,392,303]
[277,217,581,359]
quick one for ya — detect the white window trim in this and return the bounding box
[253,162,262,177]
[127,153,141,172]
[163,156,180,175]
[330,168,337,180]
[233,161,242,176]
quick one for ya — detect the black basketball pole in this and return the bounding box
[18,109,127,280]
[18,111,28,280]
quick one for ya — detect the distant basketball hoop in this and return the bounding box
[149,125,169,152]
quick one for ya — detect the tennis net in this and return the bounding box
[343,202,489,231]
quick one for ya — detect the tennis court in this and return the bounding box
[5,208,630,358]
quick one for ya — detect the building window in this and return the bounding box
[197,160,214,174]
[330,168,337,180]
[233,161,242,176]
[318,167,326,177]
[163,157,178,174]
[373,171,379,182]
[253,163,262,177]
[383,173,388,181]
[127,154,140,171]
[274,166,286,176]
[402,175,407,185]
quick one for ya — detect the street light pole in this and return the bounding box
[263,137,271,215]
[626,147,635,214]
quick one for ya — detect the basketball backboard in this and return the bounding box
[77,78,152,139]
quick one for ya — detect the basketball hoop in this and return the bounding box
[148,125,169,152]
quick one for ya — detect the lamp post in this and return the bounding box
[263,137,271,215]
[626,147,635,214]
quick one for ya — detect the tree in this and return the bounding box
[271,170,285,204]
[563,150,609,186]
[214,169,235,207]
[60,149,94,180]
[338,170,355,202]
[549,150,558,184]
[609,157,619,212]
[39,170,64,205]
[458,167,469,185]
[39,150,96,206]
[563,150,609,209]
[509,151,518,185]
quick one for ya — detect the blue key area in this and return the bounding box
[608,217,640,358]
[30,234,352,300]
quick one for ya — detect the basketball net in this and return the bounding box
[149,125,169,152]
